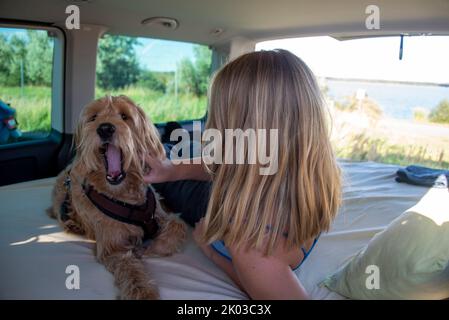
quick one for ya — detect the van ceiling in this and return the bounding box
[1,0,449,45]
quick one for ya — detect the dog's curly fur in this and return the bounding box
[49,95,187,299]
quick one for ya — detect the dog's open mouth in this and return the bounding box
[99,143,126,185]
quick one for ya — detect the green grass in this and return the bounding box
[1,86,51,132]
[96,86,207,123]
[330,107,449,169]
[1,85,208,133]
[333,133,449,169]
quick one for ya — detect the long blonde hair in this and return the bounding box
[202,49,341,255]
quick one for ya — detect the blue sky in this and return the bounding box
[1,27,30,38]
[136,38,197,72]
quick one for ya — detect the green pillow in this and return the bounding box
[322,185,449,299]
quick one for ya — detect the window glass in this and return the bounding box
[0,27,55,144]
[95,35,212,123]
[257,36,449,169]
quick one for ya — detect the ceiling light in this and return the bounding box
[141,17,179,30]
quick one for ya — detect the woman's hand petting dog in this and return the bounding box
[144,154,212,183]
[144,154,175,184]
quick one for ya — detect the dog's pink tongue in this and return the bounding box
[106,144,121,177]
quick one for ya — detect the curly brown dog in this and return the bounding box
[49,95,187,299]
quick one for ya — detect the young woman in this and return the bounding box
[145,49,341,299]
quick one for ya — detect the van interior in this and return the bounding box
[0,0,448,300]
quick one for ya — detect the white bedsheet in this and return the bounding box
[0,161,429,299]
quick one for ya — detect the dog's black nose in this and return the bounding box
[97,123,115,140]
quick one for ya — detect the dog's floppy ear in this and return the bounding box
[72,112,84,154]
[136,104,165,159]
[72,98,97,155]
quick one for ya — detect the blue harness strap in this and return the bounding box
[210,234,321,270]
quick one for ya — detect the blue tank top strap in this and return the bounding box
[210,240,232,261]
[292,234,321,271]
[210,233,321,271]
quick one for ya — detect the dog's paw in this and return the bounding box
[121,283,159,300]
[144,218,187,257]
[63,219,85,235]
[165,218,187,245]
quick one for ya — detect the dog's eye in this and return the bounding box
[88,114,97,122]
[121,113,128,120]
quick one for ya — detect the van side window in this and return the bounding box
[258,36,449,169]
[95,34,212,123]
[0,27,56,144]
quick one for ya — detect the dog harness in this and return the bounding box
[60,172,159,240]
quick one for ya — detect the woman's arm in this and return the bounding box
[193,219,307,299]
[200,245,245,291]
[230,246,309,300]
[192,219,244,291]
[144,155,211,183]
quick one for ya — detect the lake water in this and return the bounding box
[325,79,449,120]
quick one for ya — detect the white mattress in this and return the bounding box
[0,160,429,299]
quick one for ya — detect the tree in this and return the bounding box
[0,34,13,85]
[138,70,167,93]
[429,99,449,124]
[25,30,53,86]
[193,45,212,95]
[179,58,199,95]
[178,45,211,97]
[97,35,140,90]
[8,35,27,86]
[0,30,52,87]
